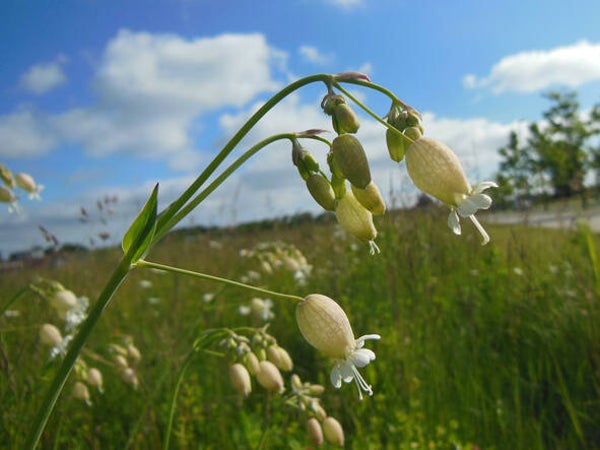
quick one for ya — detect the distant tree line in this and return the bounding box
[494,91,600,209]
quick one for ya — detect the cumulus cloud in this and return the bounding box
[19,56,67,94]
[0,109,57,158]
[2,30,285,170]
[464,40,600,93]
[299,45,333,65]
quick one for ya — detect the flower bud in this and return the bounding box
[266,345,281,367]
[331,134,371,189]
[386,127,409,162]
[305,174,336,211]
[121,367,139,389]
[0,186,16,203]
[405,137,470,207]
[335,190,377,243]
[0,164,14,188]
[292,141,320,180]
[276,347,294,372]
[291,374,303,391]
[296,294,354,359]
[39,323,62,347]
[404,126,423,141]
[321,93,345,116]
[229,363,252,397]
[127,343,142,363]
[244,351,261,375]
[351,181,386,215]
[323,416,345,446]
[72,381,92,405]
[306,418,324,446]
[15,173,37,193]
[256,360,284,393]
[333,103,360,134]
[115,354,129,369]
[87,367,104,393]
[49,289,77,315]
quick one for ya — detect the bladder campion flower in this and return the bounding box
[229,363,252,397]
[323,416,345,446]
[256,360,285,393]
[15,172,44,200]
[296,294,380,399]
[335,190,380,255]
[405,137,497,245]
[87,368,104,393]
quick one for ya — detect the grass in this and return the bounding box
[1,207,599,449]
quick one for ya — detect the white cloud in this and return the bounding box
[0,109,57,158]
[464,40,600,93]
[299,45,333,65]
[19,56,67,94]
[3,30,286,171]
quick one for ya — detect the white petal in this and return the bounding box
[457,194,492,217]
[473,181,498,194]
[448,210,461,235]
[330,365,343,388]
[355,334,381,348]
[350,349,376,367]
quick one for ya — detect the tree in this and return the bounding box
[528,91,591,203]
[495,131,535,209]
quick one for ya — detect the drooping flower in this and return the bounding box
[295,294,380,399]
[322,416,345,446]
[229,363,252,397]
[335,190,380,255]
[15,172,44,200]
[405,137,497,245]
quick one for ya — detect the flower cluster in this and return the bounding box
[0,163,44,213]
[292,87,386,255]
[110,337,142,390]
[220,327,346,447]
[239,240,313,286]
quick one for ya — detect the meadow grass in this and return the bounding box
[1,208,599,449]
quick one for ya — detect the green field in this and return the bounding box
[1,208,599,449]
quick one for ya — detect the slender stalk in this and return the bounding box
[155,74,333,238]
[137,260,303,304]
[333,82,416,146]
[162,350,195,450]
[24,256,132,450]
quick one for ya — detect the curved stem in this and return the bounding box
[25,255,132,450]
[163,350,195,450]
[156,133,292,240]
[155,74,333,238]
[137,260,303,304]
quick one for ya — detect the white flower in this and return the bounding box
[296,294,380,399]
[15,172,44,200]
[406,137,498,245]
[448,181,498,245]
[330,334,381,400]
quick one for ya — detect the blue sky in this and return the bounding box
[1,0,600,256]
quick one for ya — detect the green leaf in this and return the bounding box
[122,183,159,263]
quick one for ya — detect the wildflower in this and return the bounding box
[127,342,142,363]
[335,190,380,255]
[39,323,63,347]
[0,186,19,213]
[139,279,153,289]
[0,163,14,188]
[323,416,345,446]
[87,368,104,393]
[351,181,386,215]
[15,172,44,200]
[49,288,78,317]
[72,381,92,406]
[121,367,139,389]
[405,137,497,244]
[296,294,380,399]
[306,418,324,446]
[256,360,284,393]
[330,134,371,189]
[239,297,274,322]
[229,363,252,397]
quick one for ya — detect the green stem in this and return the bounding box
[25,256,132,450]
[137,260,303,303]
[163,350,195,450]
[155,133,293,241]
[154,74,334,239]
